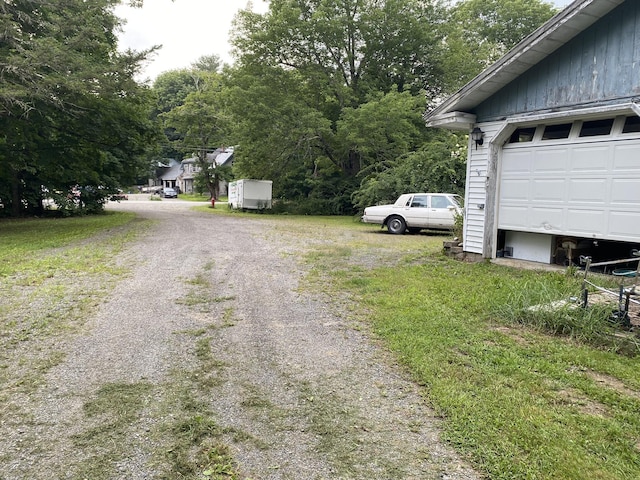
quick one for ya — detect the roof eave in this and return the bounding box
[424,0,625,123]
[425,111,477,130]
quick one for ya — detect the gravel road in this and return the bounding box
[1,197,480,479]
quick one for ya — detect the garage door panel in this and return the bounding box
[533,179,566,202]
[568,178,607,203]
[500,179,530,202]
[501,150,532,173]
[533,148,568,172]
[570,145,610,171]
[529,207,564,230]
[613,144,640,170]
[610,178,640,204]
[609,211,640,237]
[566,208,607,234]
[499,205,529,228]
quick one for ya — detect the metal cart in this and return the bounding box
[579,251,640,326]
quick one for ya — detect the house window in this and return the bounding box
[541,123,572,140]
[508,127,536,143]
[622,116,640,133]
[579,118,614,137]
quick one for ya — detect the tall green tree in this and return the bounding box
[0,0,159,216]
[232,0,445,106]
[152,55,227,162]
[440,0,557,91]
[162,71,230,199]
[226,0,450,213]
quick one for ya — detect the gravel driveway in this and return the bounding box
[1,197,480,479]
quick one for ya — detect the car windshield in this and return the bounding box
[450,195,462,207]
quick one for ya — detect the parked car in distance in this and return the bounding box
[362,193,462,234]
[110,189,128,201]
[163,187,178,198]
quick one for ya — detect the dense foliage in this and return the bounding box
[220,0,556,214]
[0,0,159,217]
[1,0,557,217]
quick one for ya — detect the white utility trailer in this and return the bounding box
[228,179,273,210]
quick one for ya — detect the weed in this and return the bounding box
[69,382,154,478]
[221,307,235,326]
[155,336,239,479]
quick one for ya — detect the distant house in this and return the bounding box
[177,147,234,196]
[158,160,182,191]
[424,0,640,265]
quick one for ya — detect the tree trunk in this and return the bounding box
[9,167,22,217]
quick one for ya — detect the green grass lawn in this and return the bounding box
[307,230,640,480]
[179,193,228,202]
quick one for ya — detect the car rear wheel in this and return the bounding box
[386,215,406,234]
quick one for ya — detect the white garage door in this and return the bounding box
[498,118,640,243]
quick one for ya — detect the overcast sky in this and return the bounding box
[115,0,574,83]
[114,0,270,82]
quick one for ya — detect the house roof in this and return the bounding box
[424,0,626,129]
[159,163,182,181]
[181,147,235,166]
[215,148,234,167]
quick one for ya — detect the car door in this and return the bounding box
[402,194,430,227]
[428,195,456,228]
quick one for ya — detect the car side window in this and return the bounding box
[430,195,449,209]
[411,195,428,207]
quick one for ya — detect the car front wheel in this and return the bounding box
[386,215,406,234]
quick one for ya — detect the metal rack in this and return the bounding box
[579,251,640,326]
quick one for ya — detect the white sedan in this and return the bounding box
[362,193,462,234]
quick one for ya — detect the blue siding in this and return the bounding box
[475,2,640,122]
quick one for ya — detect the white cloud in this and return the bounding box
[115,0,269,81]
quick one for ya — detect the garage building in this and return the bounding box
[424,0,640,265]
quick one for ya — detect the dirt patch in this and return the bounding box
[583,369,640,401]
[554,388,610,417]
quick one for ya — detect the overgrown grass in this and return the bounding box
[155,269,241,479]
[0,213,142,397]
[313,242,640,480]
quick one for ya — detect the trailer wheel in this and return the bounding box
[387,215,406,234]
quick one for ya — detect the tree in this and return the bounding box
[0,0,160,217]
[352,129,467,211]
[152,55,230,165]
[191,54,222,73]
[232,0,446,105]
[337,90,429,173]
[439,0,557,91]
[162,72,230,199]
